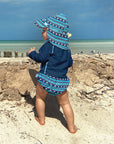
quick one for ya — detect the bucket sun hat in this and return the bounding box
[34,13,71,50]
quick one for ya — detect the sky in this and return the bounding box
[0,0,114,40]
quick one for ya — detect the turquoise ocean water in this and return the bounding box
[0,39,114,54]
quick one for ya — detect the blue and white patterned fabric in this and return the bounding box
[34,13,70,50]
[36,72,70,96]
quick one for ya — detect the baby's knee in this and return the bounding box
[59,102,70,108]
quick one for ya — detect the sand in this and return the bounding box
[0,93,114,144]
[0,54,114,144]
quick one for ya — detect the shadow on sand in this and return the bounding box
[23,69,67,129]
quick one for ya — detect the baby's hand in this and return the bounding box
[28,47,36,54]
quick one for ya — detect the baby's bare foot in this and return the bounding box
[69,125,80,134]
[35,117,45,125]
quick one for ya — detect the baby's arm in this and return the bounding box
[28,50,41,63]
[28,47,41,62]
[28,47,36,55]
[28,43,50,63]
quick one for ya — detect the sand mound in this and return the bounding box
[0,54,114,144]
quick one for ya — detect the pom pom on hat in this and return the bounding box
[67,33,72,38]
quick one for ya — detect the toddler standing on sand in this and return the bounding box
[28,13,78,133]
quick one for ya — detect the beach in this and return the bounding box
[0,54,114,144]
[0,39,114,54]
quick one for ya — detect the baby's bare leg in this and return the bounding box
[57,90,77,134]
[35,82,48,125]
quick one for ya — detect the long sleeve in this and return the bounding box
[28,42,51,63]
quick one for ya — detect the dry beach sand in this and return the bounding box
[0,54,114,144]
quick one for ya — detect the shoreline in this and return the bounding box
[0,39,114,55]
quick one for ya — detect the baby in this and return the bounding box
[28,13,78,133]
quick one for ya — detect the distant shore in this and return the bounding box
[0,39,114,54]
